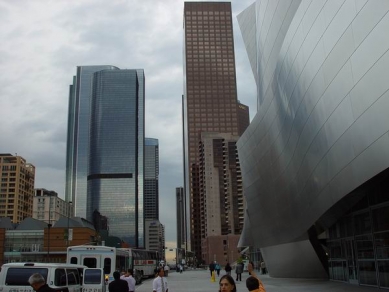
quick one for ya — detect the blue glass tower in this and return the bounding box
[66,67,145,247]
[66,65,119,216]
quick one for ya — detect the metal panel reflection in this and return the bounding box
[237,0,389,278]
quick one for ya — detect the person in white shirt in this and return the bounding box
[163,264,170,277]
[120,269,136,292]
[152,267,168,292]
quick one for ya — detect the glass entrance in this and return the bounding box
[343,238,358,284]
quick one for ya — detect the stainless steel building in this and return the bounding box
[237,0,389,287]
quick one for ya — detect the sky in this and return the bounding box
[0,0,257,254]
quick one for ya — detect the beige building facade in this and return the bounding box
[199,132,245,264]
[145,219,164,259]
[0,154,35,223]
[33,188,73,226]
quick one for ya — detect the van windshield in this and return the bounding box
[84,269,102,284]
[6,268,48,286]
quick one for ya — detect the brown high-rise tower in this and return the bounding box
[183,2,247,263]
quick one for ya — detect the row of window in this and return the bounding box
[186,15,229,20]
[186,61,235,66]
[2,165,17,171]
[185,11,231,16]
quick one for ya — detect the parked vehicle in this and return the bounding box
[67,245,160,284]
[0,262,105,292]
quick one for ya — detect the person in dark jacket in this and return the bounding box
[209,262,215,277]
[108,271,129,292]
[235,262,244,281]
[225,262,232,275]
[28,273,56,292]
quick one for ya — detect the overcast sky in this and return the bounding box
[0,0,256,251]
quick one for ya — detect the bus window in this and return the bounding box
[104,258,111,274]
[54,268,67,286]
[83,258,97,268]
[70,257,78,264]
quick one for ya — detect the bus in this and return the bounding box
[66,245,159,284]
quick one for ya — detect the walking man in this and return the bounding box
[109,271,128,292]
[215,262,221,277]
[28,273,56,292]
[209,262,215,277]
[121,269,136,292]
[152,267,168,292]
[260,261,267,275]
[235,261,243,281]
[164,264,170,277]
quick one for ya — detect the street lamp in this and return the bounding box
[47,196,52,262]
[67,201,73,247]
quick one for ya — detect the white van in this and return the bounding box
[0,263,105,292]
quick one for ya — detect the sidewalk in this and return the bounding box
[133,269,381,291]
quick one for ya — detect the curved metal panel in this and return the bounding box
[237,0,389,260]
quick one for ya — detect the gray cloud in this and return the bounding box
[0,0,256,245]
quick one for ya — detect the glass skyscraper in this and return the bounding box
[66,65,118,216]
[66,67,145,247]
[144,138,159,220]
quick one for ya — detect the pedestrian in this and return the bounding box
[246,263,266,291]
[209,261,215,277]
[164,264,170,277]
[215,262,221,276]
[218,274,236,292]
[109,271,128,292]
[260,261,266,275]
[225,262,232,275]
[28,273,56,292]
[179,264,183,274]
[121,269,136,292]
[152,267,168,292]
[235,261,243,281]
[248,261,254,275]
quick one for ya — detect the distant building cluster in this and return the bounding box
[1,65,164,258]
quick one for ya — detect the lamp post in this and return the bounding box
[47,196,52,262]
[67,201,72,247]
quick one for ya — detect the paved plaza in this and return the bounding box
[134,269,380,292]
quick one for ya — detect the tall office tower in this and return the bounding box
[33,189,72,225]
[183,2,247,261]
[66,66,145,247]
[176,187,186,250]
[144,138,159,220]
[0,154,35,223]
[86,69,145,247]
[66,65,118,216]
